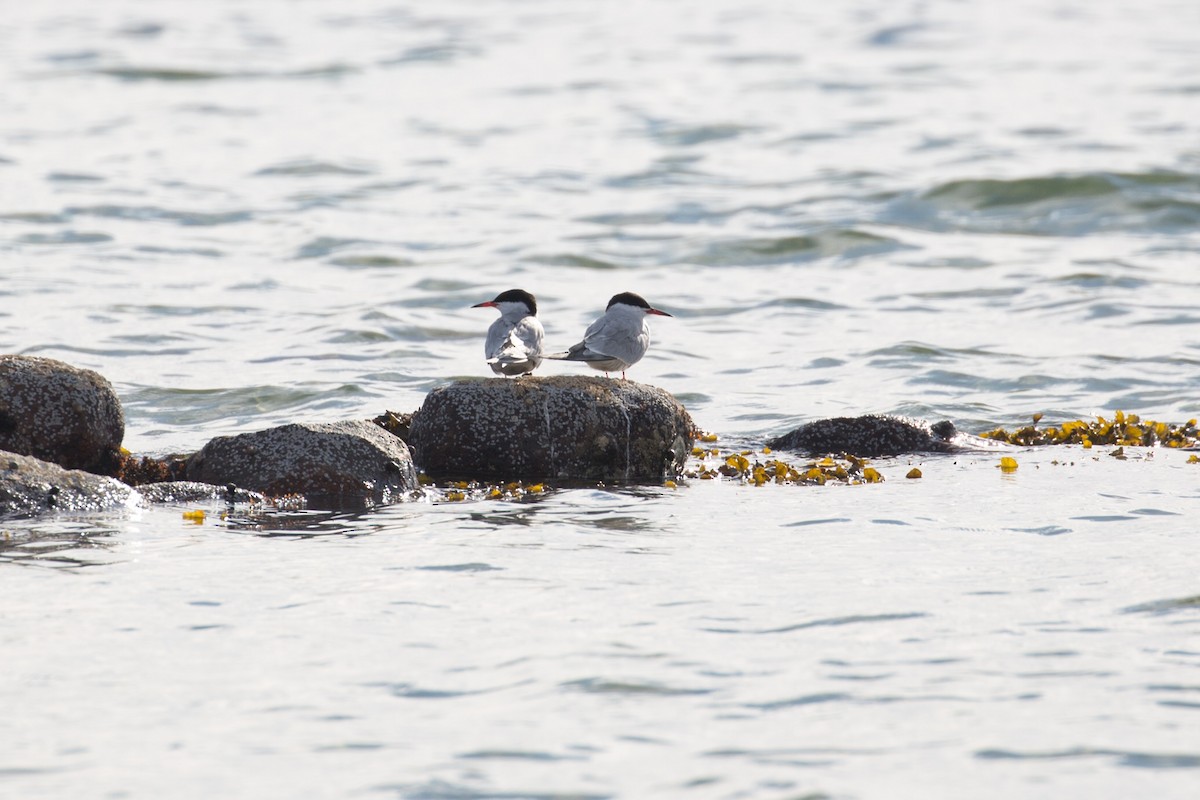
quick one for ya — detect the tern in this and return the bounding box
[545,292,672,379]
[471,289,544,377]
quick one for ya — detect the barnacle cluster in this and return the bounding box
[981,411,1200,449]
[683,439,885,486]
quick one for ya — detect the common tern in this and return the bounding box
[471,289,544,377]
[545,292,672,379]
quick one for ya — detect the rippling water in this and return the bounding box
[3,1,1200,797]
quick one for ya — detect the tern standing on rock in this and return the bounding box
[471,289,544,377]
[545,291,672,379]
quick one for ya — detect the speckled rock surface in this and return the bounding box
[136,481,265,505]
[0,355,125,474]
[0,450,138,517]
[767,416,959,457]
[408,376,695,483]
[184,420,417,506]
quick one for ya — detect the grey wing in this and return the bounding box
[545,314,607,360]
[546,338,611,362]
[574,314,619,359]
[483,318,514,361]
[585,316,649,367]
[568,341,609,361]
[490,317,544,364]
[543,342,585,360]
[580,313,608,346]
[504,317,544,361]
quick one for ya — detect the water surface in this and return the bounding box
[2,1,1199,797]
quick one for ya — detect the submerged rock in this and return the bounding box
[184,420,418,507]
[136,481,265,505]
[0,355,125,474]
[0,449,138,517]
[408,376,694,484]
[767,416,959,457]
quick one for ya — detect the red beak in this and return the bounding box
[647,308,673,317]
[471,301,497,309]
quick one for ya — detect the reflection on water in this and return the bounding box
[0,521,122,568]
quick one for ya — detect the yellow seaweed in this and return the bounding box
[980,410,1200,449]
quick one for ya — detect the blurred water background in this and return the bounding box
[2,1,1199,798]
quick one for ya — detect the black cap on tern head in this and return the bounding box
[607,291,672,317]
[474,288,537,315]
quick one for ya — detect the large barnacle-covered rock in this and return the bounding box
[0,450,138,517]
[0,355,125,474]
[767,415,959,457]
[185,420,418,507]
[407,376,694,484]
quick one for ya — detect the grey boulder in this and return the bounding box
[184,420,418,507]
[0,355,125,474]
[408,376,695,484]
[0,450,138,517]
[767,416,959,457]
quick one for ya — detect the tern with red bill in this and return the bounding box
[545,292,672,379]
[471,289,544,377]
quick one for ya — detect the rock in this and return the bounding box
[0,450,138,517]
[408,376,694,484]
[184,420,418,507]
[136,481,265,505]
[767,416,959,457]
[0,355,125,474]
